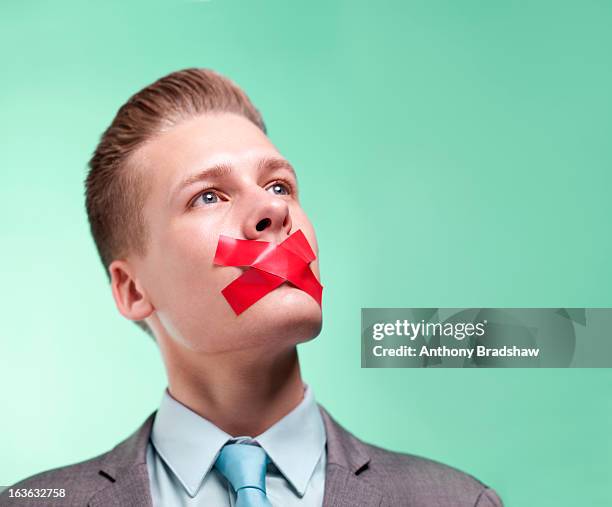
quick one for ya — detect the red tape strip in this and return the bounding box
[213,229,323,315]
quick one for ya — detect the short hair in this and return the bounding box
[84,68,267,339]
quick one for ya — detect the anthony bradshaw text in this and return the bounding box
[372,344,540,358]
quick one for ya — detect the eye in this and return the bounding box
[266,181,291,196]
[191,190,221,207]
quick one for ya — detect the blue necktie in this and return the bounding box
[214,442,272,507]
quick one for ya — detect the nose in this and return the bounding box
[241,188,292,240]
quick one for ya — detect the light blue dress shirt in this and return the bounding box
[146,383,327,506]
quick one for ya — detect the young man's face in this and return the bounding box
[122,112,322,352]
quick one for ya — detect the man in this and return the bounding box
[1,68,503,506]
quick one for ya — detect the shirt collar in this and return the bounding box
[254,383,326,496]
[150,383,326,498]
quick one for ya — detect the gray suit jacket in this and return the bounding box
[1,404,503,506]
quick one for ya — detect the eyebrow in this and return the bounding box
[170,157,298,204]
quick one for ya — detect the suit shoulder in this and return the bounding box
[318,404,502,505]
[0,411,156,507]
[358,440,501,506]
[0,450,112,506]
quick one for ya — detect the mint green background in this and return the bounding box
[2,1,611,505]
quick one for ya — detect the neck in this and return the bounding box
[160,341,305,437]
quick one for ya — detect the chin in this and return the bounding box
[244,286,323,345]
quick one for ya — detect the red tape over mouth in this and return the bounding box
[213,229,323,315]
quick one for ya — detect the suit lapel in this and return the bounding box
[89,464,152,507]
[318,404,386,507]
[323,464,385,507]
[89,412,156,507]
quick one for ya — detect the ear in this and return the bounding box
[109,259,154,322]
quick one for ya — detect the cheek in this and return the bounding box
[291,210,321,276]
[146,222,244,349]
[167,223,216,279]
[147,221,222,311]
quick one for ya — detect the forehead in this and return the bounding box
[135,112,279,185]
